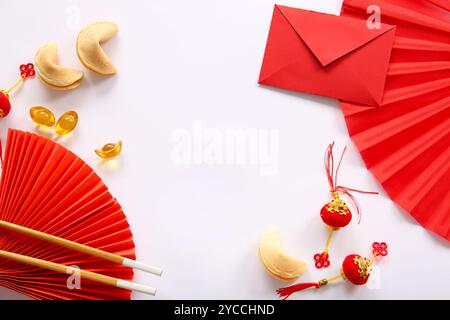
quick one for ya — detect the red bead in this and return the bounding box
[320,202,352,228]
[342,254,370,285]
[0,91,12,118]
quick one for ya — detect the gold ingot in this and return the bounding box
[95,140,122,159]
[29,106,56,127]
[55,111,78,135]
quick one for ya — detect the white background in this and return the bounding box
[0,0,449,300]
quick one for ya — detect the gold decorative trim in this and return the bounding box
[0,89,9,99]
[353,256,373,278]
[326,193,349,215]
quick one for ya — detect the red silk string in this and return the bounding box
[325,142,378,223]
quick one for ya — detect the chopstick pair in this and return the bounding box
[0,220,162,296]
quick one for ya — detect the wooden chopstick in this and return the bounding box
[0,220,162,276]
[0,250,156,296]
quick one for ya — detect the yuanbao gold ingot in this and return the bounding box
[95,141,122,159]
[55,111,78,136]
[29,106,56,127]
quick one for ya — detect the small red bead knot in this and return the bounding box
[372,242,388,257]
[314,252,330,269]
[20,63,35,79]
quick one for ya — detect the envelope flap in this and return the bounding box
[276,5,395,66]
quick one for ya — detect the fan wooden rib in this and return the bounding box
[0,129,136,299]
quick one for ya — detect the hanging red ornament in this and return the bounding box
[0,63,35,118]
[0,91,11,119]
[341,254,371,285]
[314,142,378,268]
[277,242,389,299]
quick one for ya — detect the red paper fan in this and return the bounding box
[340,0,450,240]
[0,129,136,299]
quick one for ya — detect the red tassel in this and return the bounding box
[276,282,320,300]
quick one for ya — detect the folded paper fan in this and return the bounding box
[0,129,136,299]
[340,0,450,240]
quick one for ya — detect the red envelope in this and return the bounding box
[259,5,397,106]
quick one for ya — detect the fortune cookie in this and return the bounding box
[259,229,307,282]
[35,43,84,90]
[77,21,119,75]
